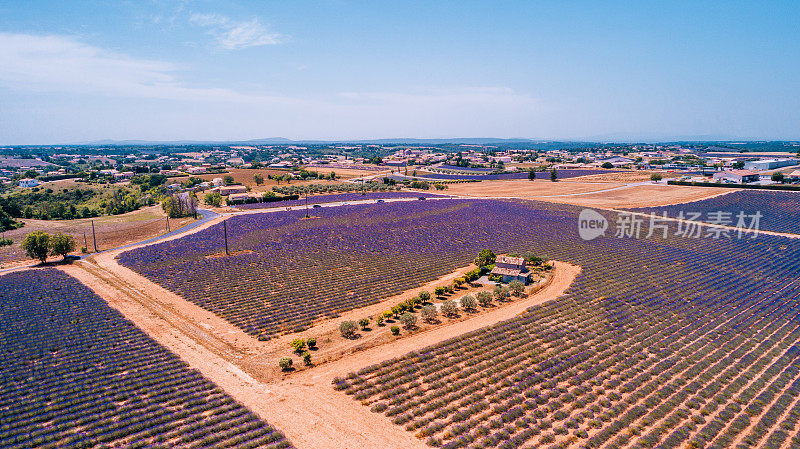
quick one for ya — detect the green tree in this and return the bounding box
[474,249,497,267]
[434,286,446,297]
[222,175,234,185]
[339,320,357,338]
[509,280,525,296]
[550,169,558,182]
[50,233,76,260]
[390,325,400,335]
[477,291,493,307]
[359,318,370,330]
[306,337,317,348]
[441,300,458,317]
[204,191,222,207]
[279,357,293,370]
[21,231,51,263]
[400,312,417,329]
[650,173,663,182]
[460,294,477,311]
[528,169,536,181]
[290,338,306,353]
[375,315,384,326]
[601,162,614,169]
[772,172,785,183]
[421,305,438,323]
[254,173,264,186]
[302,351,312,366]
[418,291,431,303]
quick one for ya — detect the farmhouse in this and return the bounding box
[491,255,531,284]
[219,185,247,196]
[18,178,39,188]
[712,169,759,184]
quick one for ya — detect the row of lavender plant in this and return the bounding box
[236,191,449,210]
[0,269,293,449]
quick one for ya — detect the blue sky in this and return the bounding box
[0,1,798,144]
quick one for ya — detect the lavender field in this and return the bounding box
[0,269,292,449]
[236,191,448,210]
[118,196,800,447]
[628,190,800,235]
[417,169,622,181]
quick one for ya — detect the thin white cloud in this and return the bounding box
[0,33,299,105]
[189,13,283,50]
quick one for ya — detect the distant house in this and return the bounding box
[490,256,531,284]
[597,156,635,167]
[187,166,207,174]
[219,185,247,196]
[212,177,224,187]
[227,157,246,166]
[19,178,39,188]
[227,193,250,203]
[743,159,796,171]
[712,170,760,184]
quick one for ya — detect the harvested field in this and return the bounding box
[0,206,194,267]
[445,180,624,198]
[538,184,731,208]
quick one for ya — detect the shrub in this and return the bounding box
[290,338,306,353]
[302,351,312,366]
[376,316,384,326]
[441,300,458,317]
[391,325,400,335]
[508,281,525,296]
[419,291,431,302]
[493,285,510,301]
[279,357,293,371]
[359,318,370,330]
[477,291,493,307]
[400,313,417,329]
[461,295,477,311]
[340,321,357,338]
[306,337,317,348]
[434,286,446,297]
[421,305,438,323]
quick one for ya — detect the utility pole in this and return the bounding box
[166,216,170,232]
[305,193,309,218]
[83,232,87,251]
[223,220,229,255]
[91,220,98,252]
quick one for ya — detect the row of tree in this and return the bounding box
[21,231,76,263]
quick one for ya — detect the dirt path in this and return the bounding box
[62,258,579,449]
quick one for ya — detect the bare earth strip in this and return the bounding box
[61,256,579,449]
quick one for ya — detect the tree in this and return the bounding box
[461,294,477,311]
[441,300,458,318]
[550,169,558,182]
[772,172,785,183]
[376,316,384,326]
[302,351,312,366]
[50,233,76,260]
[359,318,370,330]
[22,231,51,263]
[254,173,264,186]
[421,305,438,323]
[400,312,417,329]
[290,338,306,353]
[509,280,525,296]
[474,249,497,267]
[390,325,400,335]
[418,290,431,303]
[204,191,222,207]
[650,173,663,182]
[528,169,536,181]
[306,337,317,348]
[279,357,293,371]
[477,291,493,307]
[434,286,446,297]
[601,162,614,169]
[223,175,235,186]
[339,320,357,338]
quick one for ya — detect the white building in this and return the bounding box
[743,159,796,171]
[19,178,39,188]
